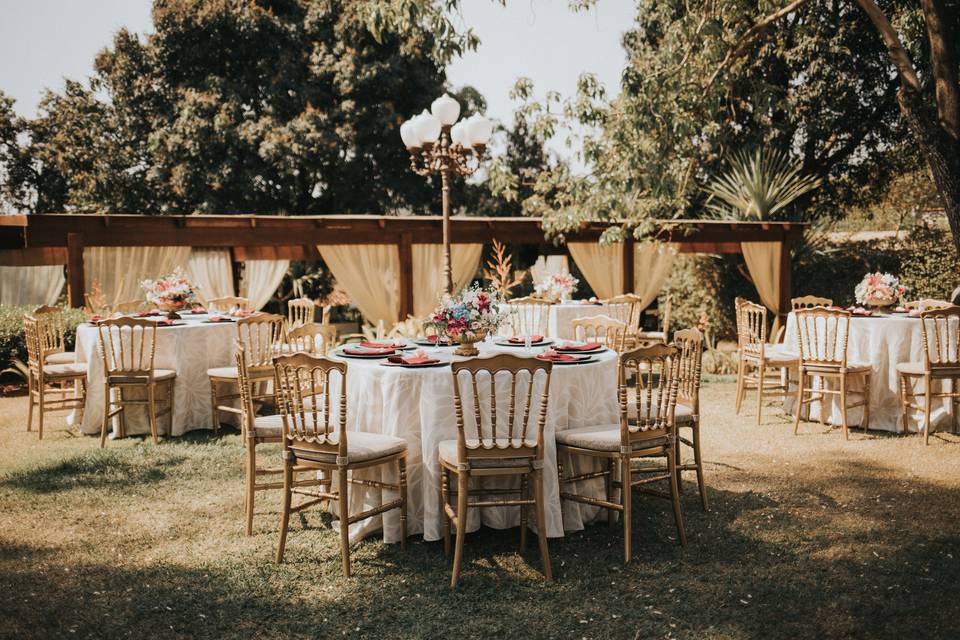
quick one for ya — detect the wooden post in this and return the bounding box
[66,233,85,308]
[777,239,792,333]
[621,238,635,294]
[398,232,414,322]
[229,247,241,297]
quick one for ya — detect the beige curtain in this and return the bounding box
[240,260,289,311]
[529,255,570,285]
[567,242,622,299]
[411,243,483,317]
[318,245,400,326]
[186,249,234,303]
[0,266,65,307]
[632,242,676,311]
[84,246,191,305]
[742,241,783,333]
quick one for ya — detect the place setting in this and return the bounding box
[494,334,555,348]
[334,339,415,359]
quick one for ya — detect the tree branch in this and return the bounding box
[854,0,923,93]
[918,0,960,140]
[704,0,813,90]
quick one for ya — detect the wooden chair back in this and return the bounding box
[287,297,315,329]
[736,299,768,358]
[273,352,348,456]
[792,295,833,310]
[235,343,256,437]
[619,343,680,445]
[571,314,628,353]
[603,294,642,331]
[508,296,554,337]
[22,316,43,373]
[209,296,251,313]
[286,323,338,354]
[237,314,286,368]
[672,327,704,412]
[450,354,552,462]
[918,306,960,373]
[31,306,68,356]
[96,317,159,378]
[793,307,851,368]
[905,298,952,311]
[113,299,144,314]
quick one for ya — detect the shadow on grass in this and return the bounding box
[0,459,958,639]
[0,449,186,493]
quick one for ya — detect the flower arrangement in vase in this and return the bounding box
[427,285,507,356]
[534,272,579,302]
[854,272,907,309]
[141,267,198,319]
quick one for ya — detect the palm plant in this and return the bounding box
[704,148,822,220]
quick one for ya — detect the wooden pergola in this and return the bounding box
[0,214,805,322]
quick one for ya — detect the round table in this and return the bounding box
[782,312,957,433]
[501,301,610,340]
[74,314,238,437]
[329,341,620,544]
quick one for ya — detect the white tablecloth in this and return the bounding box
[331,341,620,543]
[501,301,610,340]
[783,312,956,432]
[74,315,237,436]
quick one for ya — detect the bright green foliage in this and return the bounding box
[1,0,454,215]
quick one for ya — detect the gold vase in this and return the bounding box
[454,330,486,357]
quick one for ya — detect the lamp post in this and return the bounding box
[400,94,493,294]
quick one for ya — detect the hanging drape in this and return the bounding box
[529,255,570,286]
[741,241,784,333]
[567,243,622,299]
[411,243,484,317]
[0,266,65,307]
[240,260,290,311]
[84,246,191,306]
[186,249,234,303]
[633,242,676,311]
[318,245,400,326]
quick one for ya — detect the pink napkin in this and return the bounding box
[343,347,395,356]
[387,354,440,365]
[509,335,544,344]
[580,299,603,305]
[157,319,175,326]
[89,315,105,323]
[191,307,207,314]
[536,349,580,362]
[136,311,158,317]
[555,342,602,352]
[208,315,231,323]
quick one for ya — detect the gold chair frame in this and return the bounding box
[735,298,797,424]
[286,323,338,354]
[571,314,628,353]
[791,295,833,310]
[904,299,953,312]
[287,297,315,329]
[208,296,252,313]
[637,295,672,343]
[24,315,87,440]
[507,296,555,338]
[673,327,707,511]
[441,353,553,587]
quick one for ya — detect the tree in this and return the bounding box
[1,0,457,215]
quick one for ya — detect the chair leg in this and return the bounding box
[37,380,45,440]
[862,373,871,432]
[668,447,687,546]
[398,455,408,551]
[275,459,292,563]
[674,435,683,494]
[26,376,34,432]
[519,474,528,551]
[147,383,159,445]
[840,375,849,441]
[605,458,616,527]
[755,361,765,424]
[793,372,805,435]
[533,467,552,581]
[209,380,220,432]
[451,472,469,588]
[923,374,932,445]
[897,373,908,434]
[621,454,632,563]
[735,359,746,415]
[440,469,451,557]
[338,467,351,577]
[245,439,256,536]
[692,421,708,511]
[100,384,111,448]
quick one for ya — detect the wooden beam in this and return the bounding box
[622,237,635,294]
[66,233,85,308]
[0,247,67,266]
[229,248,241,297]
[777,240,792,334]
[397,232,414,321]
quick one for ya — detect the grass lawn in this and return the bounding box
[1,379,958,639]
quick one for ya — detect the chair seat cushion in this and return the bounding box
[108,369,176,384]
[44,351,76,365]
[438,438,538,468]
[44,362,87,378]
[744,344,798,364]
[626,399,694,423]
[207,366,239,379]
[556,424,669,452]
[636,331,666,341]
[272,422,406,463]
[802,362,871,374]
[896,361,924,375]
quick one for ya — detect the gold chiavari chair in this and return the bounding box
[96,317,176,446]
[558,344,686,563]
[791,295,833,310]
[274,353,408,576]
[287,297,315,329]
[571,314,628,353]
[208,314,285,432]
[637,295,672,343]
[208,296,252,313]
[23,315,87,439]
[508,296,555,338]
[603,294,641,347]
[735,298,797,424]
[113,299,145,314]
[793,307,871,439]
[31,305,76,365]
[904,299,953,312]
[440,354,553,587]
[672,327,707,510]
[286,323,338,354]
[897,305,960,444]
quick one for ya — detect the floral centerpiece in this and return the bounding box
[534,272,579,302]
[854,272,907,309]
[427,285,506,356]
[141,267,198,319]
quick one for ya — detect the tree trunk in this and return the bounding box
[897,88,960,253]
